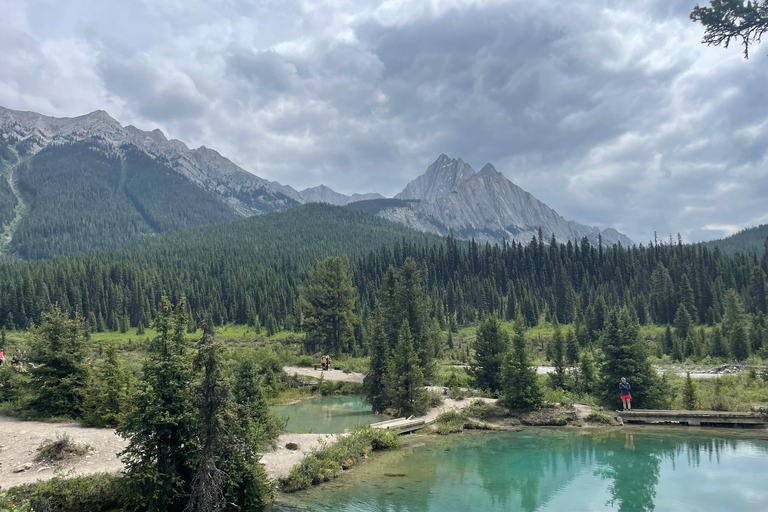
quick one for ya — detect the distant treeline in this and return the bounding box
[0,204,766,345]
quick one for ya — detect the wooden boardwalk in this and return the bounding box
[619,409,767,427]
[370,417,431,434]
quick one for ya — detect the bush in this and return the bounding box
[461,399,506,421]
[435,410,465,434]
[34,434,90,462]
[585,411,620,426]
[427,390,444,408]
[5,474,129,512]
[291,355,317,367]
[280,427,399,492]
[317,380,364,396]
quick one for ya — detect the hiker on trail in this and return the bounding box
[620,378,631,410]
[326,356,332,370]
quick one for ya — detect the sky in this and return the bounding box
[1,0,766,244]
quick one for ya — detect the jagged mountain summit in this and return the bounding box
[299,184,384,206]
[0,106,303,215]
[376,156,634,247]
[395,154,475,202]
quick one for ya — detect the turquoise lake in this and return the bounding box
[271,395,388,434]
[268,428,768,512]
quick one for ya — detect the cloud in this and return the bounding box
[1,0,766,243]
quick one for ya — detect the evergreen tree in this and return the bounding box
[502,315,542,411]
[565,329,580,365]
[682,372,698,410]
[731,322,750,361]
[82,343,133,427]
[599,308,662,409]
[119,297,195,512]
[663,325,674,355]
[548,320,567,389]
[672,336,685,363]
[471,317,509,394]
[136,321,145,335]
[385,321,427,417]
[363,305,390,413]
[678,274,699,322]
[674,304,692,341]
[381,258,435,380]
[27,306,90,418]
[300,257,358,355]
[710,327,730,360]
[749,266,768,314]
[579,350,597,395]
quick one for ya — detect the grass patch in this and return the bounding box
[585,410,621,426]
[517,407,578,426]
[34,434,90,462]
[434,401,505,435]
[4,473,129,512]
[279,426,400,492]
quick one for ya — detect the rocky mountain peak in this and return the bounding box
[395,154,476,202]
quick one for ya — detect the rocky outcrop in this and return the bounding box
[379,156,634,247]
[0,106,303,215]
[299,185,383,206]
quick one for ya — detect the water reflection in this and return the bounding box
[271,429,768,512]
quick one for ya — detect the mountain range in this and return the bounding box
[0,106,633,259]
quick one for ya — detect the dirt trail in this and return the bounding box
[283,366,364,383]
[0,417,127,489]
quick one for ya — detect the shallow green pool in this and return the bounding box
[270,428,768,512]
[271,395,388,434]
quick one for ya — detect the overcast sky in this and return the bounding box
[1,0,766,244]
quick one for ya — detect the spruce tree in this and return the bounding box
[731,322,750,361]
[471,316,509,394]
[674,304,692,341]
[548,320,567,389]
[82,343,133,427]
[300,257,358,355]
[27,306,90,418]
[678,274,699,323]
[566,329,580,365]
[748,266,767,314]
[663,325,674,355]
[385,321,427,417]
[710,327,730,360]
[579,350,596,395]
[119,296,195,512]
[363,305,391,413]
[502,315,542,411]
[599,308,662,409]
[682,372,698,410]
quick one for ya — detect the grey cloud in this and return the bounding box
[2,0,767,243]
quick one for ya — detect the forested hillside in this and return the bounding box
[1,204,766,359]
[9,142,238,259]
[703,225,768,257]
[0,173,16,227]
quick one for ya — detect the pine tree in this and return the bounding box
[119,296,195,512]
[300,257,358,355]
[385,321,427,417]
[502,315,542,411]
[27,306,90,418]
[136,321,145,335]
[672,336,685,363]
[363,305,390,413]
[682,372,698,410]
[471,317,509,394]
[748,266,768,314]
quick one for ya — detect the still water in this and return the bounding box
[270,428,768,512]
[271,395,388,434]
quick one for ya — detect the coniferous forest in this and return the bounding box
[1,202,766,360]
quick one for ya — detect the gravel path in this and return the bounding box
[260,433,344,480]
[0,417,127,489]
[283,366,365,383]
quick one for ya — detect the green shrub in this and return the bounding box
[427,390,444,408]
[279,427,399,492]
[585,411,620,426]
[5,474,129,512]
[435,410,465,435]
[461,399,506,421]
